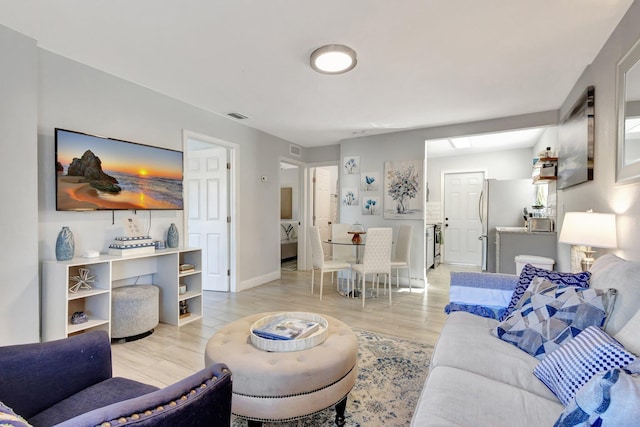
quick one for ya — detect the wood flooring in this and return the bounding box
[111,263,479,388]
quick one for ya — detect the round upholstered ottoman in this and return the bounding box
[111,285,159,341]
[204,312,358,426]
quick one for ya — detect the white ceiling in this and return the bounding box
[0,0,634,148]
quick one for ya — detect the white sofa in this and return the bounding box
[411,254,640,426]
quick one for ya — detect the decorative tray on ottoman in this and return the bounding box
[250,312,329,352]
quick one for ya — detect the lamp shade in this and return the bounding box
[558,212,617,248]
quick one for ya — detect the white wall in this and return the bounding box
[0,26,39,345]
[340,135,426,285]
[555,1,640,271]
[36,50,304,292]
[427,147,534,204]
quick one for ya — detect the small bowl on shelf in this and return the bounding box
[179,285,187,295]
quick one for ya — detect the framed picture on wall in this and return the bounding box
[360,171,380,191]
[362,196,380,215]
[557,86,595,189]
[341,187,359,206]
[343,156,360,174]
[384,160,424,220]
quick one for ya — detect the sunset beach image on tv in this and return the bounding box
[55,129,184,211]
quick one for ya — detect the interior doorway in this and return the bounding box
[280,161,300,271]
[183,130,237,292]
[442,171,484,266]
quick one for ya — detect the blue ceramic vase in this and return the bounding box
[167,223,179,248]
[56,226,75,261]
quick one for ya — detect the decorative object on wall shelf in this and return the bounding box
[384,160,424,220]
[55,226,75,261]
[281,223,295,240]
[167,223,179,248]
[179,284,187,295]
[70,311,88,324]
[343,156,360,174]
[557,86,595,189]
[69,267,95,293]
[179,300,190,318]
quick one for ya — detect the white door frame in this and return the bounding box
[182,129,238,292]
[303,161,340,271]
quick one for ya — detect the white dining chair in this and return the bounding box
[351,227,393,308]
[309,226,352,301]
[331,223,357,263]
[391,225,413,292]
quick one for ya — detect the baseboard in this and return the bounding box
[237,270,281,292]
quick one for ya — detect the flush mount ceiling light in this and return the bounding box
[310,44,357,74]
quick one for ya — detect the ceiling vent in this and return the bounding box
[227,112,249,120]
[289,144,301,157]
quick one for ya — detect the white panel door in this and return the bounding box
[443,172,483,266]
[314,167,331,256]
[187,147,229,291]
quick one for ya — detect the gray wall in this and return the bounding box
[555,0,640,271]
[0,26,39,345]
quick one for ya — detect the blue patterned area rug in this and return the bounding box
[231,329,433,426]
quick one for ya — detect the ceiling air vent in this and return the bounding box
[289,144,301,157]
[227,112,249,120]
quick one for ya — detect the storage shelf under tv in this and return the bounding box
[42,247,203,341]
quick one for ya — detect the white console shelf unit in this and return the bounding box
[42,247,203,341]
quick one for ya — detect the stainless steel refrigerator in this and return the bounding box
[479,179,537,272]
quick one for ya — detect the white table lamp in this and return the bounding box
[558,211,617,271]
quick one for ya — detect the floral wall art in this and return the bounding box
[360,172,380,191]
[343,156,360,174]
[384,160,424,220]
[362,196,380,215]
[342,186,359,206]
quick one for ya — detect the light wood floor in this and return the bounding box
[112,263,479,388]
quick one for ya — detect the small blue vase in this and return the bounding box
[167,223,179,248]
[56,226,74,261]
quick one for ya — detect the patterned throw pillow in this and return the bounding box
[500,264,591,321]
[495,277,616,359]
[534,326,636,405]
[0,401,32,427]
[554,363,640,427]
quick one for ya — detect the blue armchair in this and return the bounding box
[0,330,232,426]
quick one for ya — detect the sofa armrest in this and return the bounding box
[445,272,518,319]
[0,330,112,419]
[56,363,232,427]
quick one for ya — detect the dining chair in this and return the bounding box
[309,226,352,301]
[391,224,413,292]
[331,223,357,263]
[351,227,393,308]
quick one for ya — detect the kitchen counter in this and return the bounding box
[495,228,557,274]
[495,226,555,234]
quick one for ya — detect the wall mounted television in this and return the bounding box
[55,128,184,211]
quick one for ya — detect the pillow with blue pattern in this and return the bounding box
[500,264,591,321]
[534,326,636,405]
[494,277,616,359]
[0,401,32,427]
[554,360,640,427]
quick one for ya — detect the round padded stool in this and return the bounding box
[204,312,358,426]
[111,285,159,341]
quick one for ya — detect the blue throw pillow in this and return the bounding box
[534,326,636,406]
[554,362,640,427]
[0,401,32,427]
[500,264,591,321]
[495,278,616,360]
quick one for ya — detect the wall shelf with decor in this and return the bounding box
[532,157,558,183]
[42,247,202,341]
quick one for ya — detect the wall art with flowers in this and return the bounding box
[360,172,380,191]
[341,187,359,206]
[384,159,424,220]
[362,197,380,215]
[343,156,360,175]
